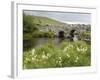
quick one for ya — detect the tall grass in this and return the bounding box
[23,41,91,69]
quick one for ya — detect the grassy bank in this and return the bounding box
[23,41,91,69]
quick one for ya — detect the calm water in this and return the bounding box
[31,38,62,48]
[23,38,66,51]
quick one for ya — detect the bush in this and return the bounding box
[44,32,56,38]
[80,31,91,40]
[32,31,56,38]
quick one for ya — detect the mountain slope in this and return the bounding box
[25,15,66,26]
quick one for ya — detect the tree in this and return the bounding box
[23,14,38,50]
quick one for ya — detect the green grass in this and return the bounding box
[28,15,66,26]
[23,41,91,69]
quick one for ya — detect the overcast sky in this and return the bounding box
[24,10,91,24]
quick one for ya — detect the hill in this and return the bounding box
[24,15,66,27]
[23,14,91,34]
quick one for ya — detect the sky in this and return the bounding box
[24,10,91,24]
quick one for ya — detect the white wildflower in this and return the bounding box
[34,55,37,58]
[63,47,68,52]
[75,60,77,62]
[58,61,62,66]
[42,54,48,59]
[59,57,62,60]
[32,57,35,61]
[68,44,73,48]
[77,46,87,53]
[77,47,80,52]
[32,49,35,55]
[56,61,58,64]
[66,54,70,58]
[47,53,51,57]
[76,56,79,60]
[83,47,87,52]
[75,56,79,62]
[26,58,30,61]
[56,60,62,66]
[81,47,87,53]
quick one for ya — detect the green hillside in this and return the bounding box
[24,15,66,26]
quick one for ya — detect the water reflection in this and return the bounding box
[23,38,65,51]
